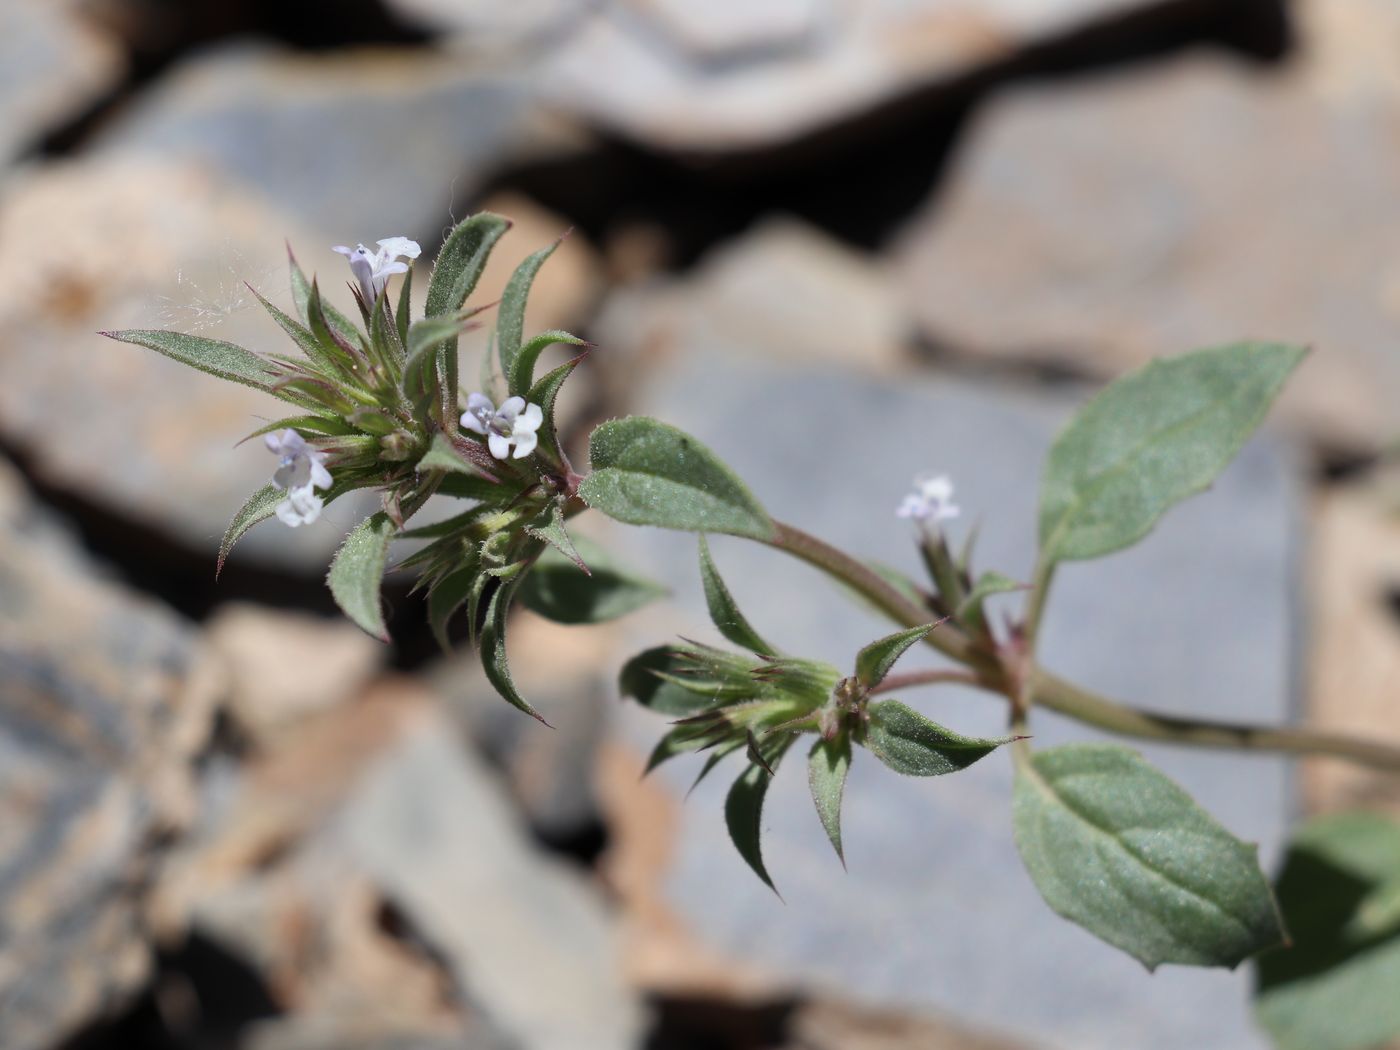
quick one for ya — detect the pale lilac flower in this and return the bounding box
[332,237,421,302]
[265,429,332,527]
[896,474,960,526]
[460,393,544,460]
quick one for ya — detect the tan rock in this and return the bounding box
[204,603,382,745]
[0,155,379,568]
[1303,479,1400,814]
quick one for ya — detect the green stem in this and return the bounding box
[1032,669,1400,773]
[762,519,1400,774]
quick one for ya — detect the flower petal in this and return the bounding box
[487,433,512,460]
[515,403,544,434]
[309,459,333,490]
[498,396,526,420]
[460,411,487,434]
[376,236,421,261]
[466,392,495,414]
[511,429,537,459]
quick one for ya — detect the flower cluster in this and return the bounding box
[461,393,544,460]
[332,237,421,303]
[265,429,332,526]
[897,474,959,525]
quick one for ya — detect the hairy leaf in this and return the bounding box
[521,536,666,625]
[1039,343,1305,563]
[496,240,558,386]
[619,647,715,717]
[479,575,548,723]
[862,700,1007,776]
[525,353,586,465]
[725,738,793,893]
[1014,743,1286,970]
[327,512,396,641]
[580,417,774,540]
[103,329,280,394]
[956,571,1024,620]
[854,624,939,688]
[698,536,775,655]
[808,735,852,864]
[508,329,587,398]
[424,213,510,320]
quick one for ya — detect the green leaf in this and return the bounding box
[437,473,508,502]
[698,536,775,655]
[416,433,479,476]
[240,415,356,442]
[520,535,666,625]
[103,329,280,394]
[644,727,695,774]
[862,700,1007,776]
[956,570,1025,622]
[1013,743,1286,970]
[508,329,587,398]
[395,265,413,350]
[854,624,940,688]
[496,240,558,386]
[249,286,352,381]
[424,213,511,321]
[619,647,714,717]
[725,738,793,894]
[479,575,548,724]
[288,248,360,339]
[525,353,586,465]
[523,502,585,571]
[426,563,477,651]
[217,484,284,577]
[1039,342,1305,563]
[808,735,852,865]
[1256,813,1400,1050]
[579,417,774,540]
[327,512,396,641]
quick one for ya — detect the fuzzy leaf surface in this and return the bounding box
[862,700,1006,776]
[521,536,666,625]
[424,213,510,320]
[854,624,939,688]
[699,536,775,655]
[1255,813,1400,1050]
[725,739,793,893]
[104,329,281,394]
[808,735,852,863]
[508,329,586,398]
[496,240,557,386]
[479,575,547,723]
[1039,343,1305,563]
[619,647,714,717]
[580,417,773,540]
[1013,743,1286,970]
[327,512,396,641]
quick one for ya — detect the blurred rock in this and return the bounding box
[429,614,614,843]
[155,679,641,1050]
[342,693,646,1050]
[893,48,1400,454]
[204,603,383,745]
[536,0,1180,151]
[0,457,219,1050]
[592,217,907,405]
[0,154,379,568]
[90,41,579,239]
[1302,476,1400,815]
[603,354,1299,1049]
[0,1,121,164]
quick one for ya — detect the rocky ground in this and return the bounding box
[3,1,1399,1048]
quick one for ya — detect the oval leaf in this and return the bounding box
[521,536,667,625]
[1014,743,1286,970]
[579,417,774,540]
[698,536,775,655]
[327,512,396,641]
[1039,342,1305,563]
[862,700,1007,776]
[808,735,852,864]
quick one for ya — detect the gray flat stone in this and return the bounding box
[91,42,551,239]
[0,1,120,165]
[893,48,1400,453]
[340,716,645,1050]
[538,0,1169,151]
[0,457,218,1050]
[614,355,1299,1050]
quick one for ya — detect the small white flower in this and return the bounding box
[896,474,960,525]
[265,429,333,527]
[332,236,421,302]
[460,393,544,460]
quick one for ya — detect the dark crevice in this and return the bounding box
[642,994,799,1050]
[481,0,1291,265]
